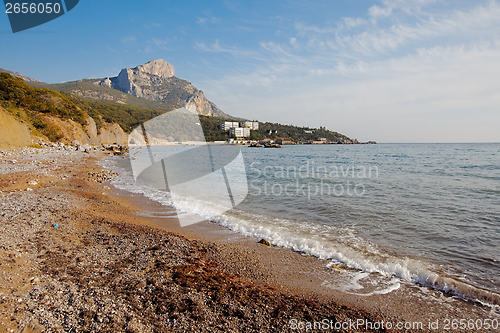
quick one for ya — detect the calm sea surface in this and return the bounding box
[109,143,500,306]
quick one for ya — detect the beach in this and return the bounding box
[0,147,497,332]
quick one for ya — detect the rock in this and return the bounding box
[94,60,227,117]
[99,77,112,88]
[136,59,175,79]
[258,239,272,246]
[112,60,175,98]
[21,319,45,333]
[264,143,281,148]
[29,277,40,284]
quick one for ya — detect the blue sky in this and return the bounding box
[1,0,499,143]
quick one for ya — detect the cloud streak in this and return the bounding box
[194,1,500,142]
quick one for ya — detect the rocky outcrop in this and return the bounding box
[185,90,223,116]
[0,107,127,149]
[136,59,175,78]
[70,89,127,104]
[0,68,41,84]
[95,59,226,117]
[0,107,32,148]
[43,116,128,146]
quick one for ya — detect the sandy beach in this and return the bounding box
[0,148,497,332]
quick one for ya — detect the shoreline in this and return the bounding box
[105,157,499,327]
[0,147,497,332]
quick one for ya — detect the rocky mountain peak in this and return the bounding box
[135,59,174,79]
[93,60,226,117]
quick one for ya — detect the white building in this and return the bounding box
[220,121,240,131]
[230,127,251,138]
[240,121,259,130]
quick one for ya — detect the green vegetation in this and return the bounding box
[38,79,190,111]
[198,115,229,141]
[0,72,88,141]
[0,72,86,125]
[65,95,166,133]
[254,122,351,143]
[198,117,351,143]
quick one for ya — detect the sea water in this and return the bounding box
[106,143,500,308]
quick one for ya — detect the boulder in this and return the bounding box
[258,239,272,246]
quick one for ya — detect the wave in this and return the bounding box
[103,158,500,309]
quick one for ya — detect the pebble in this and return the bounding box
[0,147,388,333]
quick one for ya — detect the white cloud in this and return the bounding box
[296,1,500,56]
[368,5,393,18]
[121,36,136,44]
[342,17,367,28]
[195,1,500,142]
[204,40,500,142]
[194,39,260,58]
[152,38,169,50]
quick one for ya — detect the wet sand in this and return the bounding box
[0,147,498,332]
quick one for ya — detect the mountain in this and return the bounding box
[0,68,41,84]
[31,60,229,118]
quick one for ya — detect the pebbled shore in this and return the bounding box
[0,148,387,333]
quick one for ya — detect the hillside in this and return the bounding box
[33,78,196,113]
[198,116,359,143]
[0,72,127,146]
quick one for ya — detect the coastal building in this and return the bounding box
[319,126,328,131]
[240,121,259,130]
[219,121,240,131]
[304,130,313,134]
[276,139,294,145]
[230,127,250,138]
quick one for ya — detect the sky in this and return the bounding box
[1,0,499,143]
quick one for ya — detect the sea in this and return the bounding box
[104,143,500,309]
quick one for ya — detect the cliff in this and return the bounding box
[0,106,32,148]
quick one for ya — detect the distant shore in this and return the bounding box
[0,147,494,332]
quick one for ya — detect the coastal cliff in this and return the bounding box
[0,106,32,148]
